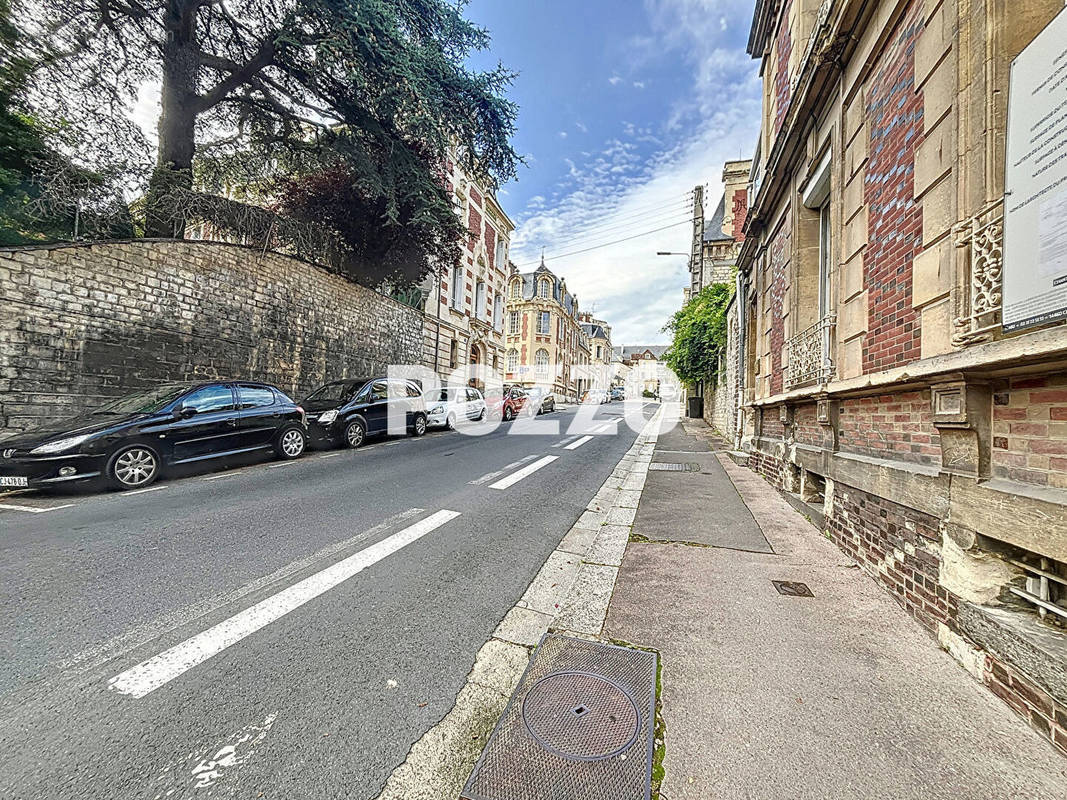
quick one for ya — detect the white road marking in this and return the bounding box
[0,502,75,514]
[202,472,244,481]
[489,455,558,490]
[318,453,341,459]
[121,486,167,496]
[552,436,580,449]
[108,509,461,698]
[564,435,594,450]
[266,460,300,469]
[468,453,539,485]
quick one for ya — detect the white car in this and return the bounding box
[424,387,487,429]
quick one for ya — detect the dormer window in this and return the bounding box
[510,279,522,298]
[538,280,551,298]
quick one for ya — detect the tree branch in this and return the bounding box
[196,37,276,112]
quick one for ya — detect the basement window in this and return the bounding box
[800,469,825,506]
[1006,549,1067,627]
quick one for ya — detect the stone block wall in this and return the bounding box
[0,240,424,433]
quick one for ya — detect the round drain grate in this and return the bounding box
[520,670,641,761]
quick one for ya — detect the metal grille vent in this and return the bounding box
[648,462,700,472]
[462,634,657,800]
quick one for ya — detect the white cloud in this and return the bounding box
[575,121,588,133]
[608,75,624,86]
[510,0,761,345]
[633,81,646,89]
[558,131,568,139]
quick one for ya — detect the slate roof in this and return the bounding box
[513,259,579,316]
[702,194,732,243]
[580,322,608,340]
[615,345,669,360]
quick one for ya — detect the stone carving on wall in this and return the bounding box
[952,199,1004,346]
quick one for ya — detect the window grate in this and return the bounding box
[1007,551,1067,625]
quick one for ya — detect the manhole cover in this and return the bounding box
[462,634,657,800]
[648,462,700,472]
[772,580,814,597]
[522,671,640,761]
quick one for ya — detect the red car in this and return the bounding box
[485,386,529,421]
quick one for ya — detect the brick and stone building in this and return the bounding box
[578,312,613,370]
[504,259,591,400]
[686,161,752,300]
[728,0,1067,755]
[422,157,514,384]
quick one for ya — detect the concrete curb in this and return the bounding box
[373,408,664,799]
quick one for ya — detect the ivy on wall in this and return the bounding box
[662,282,734,388]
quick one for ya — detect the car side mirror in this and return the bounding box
[178,406,198,419]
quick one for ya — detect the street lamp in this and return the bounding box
[656,251,688,256]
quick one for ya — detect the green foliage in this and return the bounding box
[662,283,735,387]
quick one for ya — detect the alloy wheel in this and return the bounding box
[113,447,158,488]
[346,421,365,447]
[281,428,305,457]
[415,415,427,435]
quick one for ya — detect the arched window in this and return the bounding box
[538,280,550,298]
[535,348,550,375]
[510,279,522,298]
[506,349,518,373]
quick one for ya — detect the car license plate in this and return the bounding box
[0,476,28,487]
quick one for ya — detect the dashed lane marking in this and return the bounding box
[121,486,168,496]
[564,435,594,450]
[468,453,539,485]
[488,455,559,491]
[0,502,76,514]
[108,509,461,698]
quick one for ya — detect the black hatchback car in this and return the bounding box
[0,381,307,491]
[302,377,428,448]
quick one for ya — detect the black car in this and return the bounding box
[524,388,557,416]
[0,381,308,491]
[301,377,428,448]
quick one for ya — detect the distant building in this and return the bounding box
[685,160,751,301]
[422,156,514,384]
[578,312,613,369]
[614,345,669,396]
[504,258,591,401]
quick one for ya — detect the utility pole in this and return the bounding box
[690,185,704,296]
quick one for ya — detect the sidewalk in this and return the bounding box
[605,417,1067,799]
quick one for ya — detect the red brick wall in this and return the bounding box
[838,391,940,466]
[827,482,958,635]
[485,226,497,271]
[750,449,784,487]
[992,373,1067,488]
[762,407,785,439]
[773,0,793,135]
[984,654,1067,755]
[467,207,483,246]
[793,403,821,446]
[731,189,748,242]
[767,218,790,395]
[862,0,924,374]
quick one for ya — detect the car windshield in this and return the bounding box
[305,380,367,404]
[92,384,190,415]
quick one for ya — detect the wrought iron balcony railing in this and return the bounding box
[785,314,836,389]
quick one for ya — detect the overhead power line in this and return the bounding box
[514,217,695,268]
[545,207,694,250]
[560,200,694,241]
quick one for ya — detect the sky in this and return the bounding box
[465,0,762,345]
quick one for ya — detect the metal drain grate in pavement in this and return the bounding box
[461,634,657,800]
[772,580,814,597]
[648,462,700,472]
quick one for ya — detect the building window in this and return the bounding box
[450,265,463,310]
[449,338,458,369]
[535,348,550,375]
[475,280,486,319]
[537,311,551,335]
[510,279,522,298]
[538,279,550,298]
[508,310,520,334]
[495,238,507,270]
[493,294,503,331]
[506,348,518,373]
[596,345,602,359]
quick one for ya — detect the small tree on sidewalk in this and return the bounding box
[662,282,734,388]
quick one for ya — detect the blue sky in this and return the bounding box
[465,0,762,344]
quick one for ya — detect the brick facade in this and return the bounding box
[0,240,424,434]
[837,391,941,466]
[862,1,924,374]
[992,374,1067,489]
[773,0,793,135]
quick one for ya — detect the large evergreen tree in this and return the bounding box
[28,0,520,283]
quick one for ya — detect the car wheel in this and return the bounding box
[275,425,307,459]
[344,419,366,448]
[503,406,514,422]
[476,407,486,421]
[107,444,160,490]
[411,413,428,436]
[446,413,457,430]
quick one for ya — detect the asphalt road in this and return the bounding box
[0,401,656,799]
